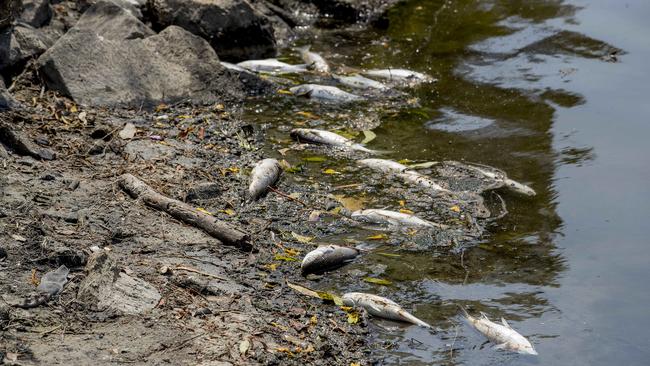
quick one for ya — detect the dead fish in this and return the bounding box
[289,84,364,103]
[248,158,282,201]
[460,306,538,355]
[333,74,389,90]
[363,68,436,84]
[301,245,359,276]
[342,292,431,328]
[237,59,309,74]
[220,61,249,73]
[16,265,69,309]
[291,128,381,154]
[357,158,408,173]
[351,209,447,229]
[462,163,536,196]
[358,159,450,194]
[297,46,330,73]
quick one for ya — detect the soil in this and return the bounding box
[0,65,372,365]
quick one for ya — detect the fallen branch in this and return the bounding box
[267,186,307,207]
[118,174,252,251]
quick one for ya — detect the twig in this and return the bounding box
[39,325,62,338]
[267,186,307,207]
[173,266,228,281]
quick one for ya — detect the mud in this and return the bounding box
[0,65,372,365]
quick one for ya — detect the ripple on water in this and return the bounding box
[425,108,495,133]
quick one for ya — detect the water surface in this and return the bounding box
[247,0,650,364]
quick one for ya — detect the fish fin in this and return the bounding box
[493,343,508,351]
[457,304,470,319]
[367,303,383,314]
[501,317,513,329]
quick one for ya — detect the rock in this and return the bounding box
[19,0,52,27]
[148,0,277,61]
[0,247,7,260]
[186,182,222,201]
[118,123,136,140]
[37,1,243,107]
[0,79,16,110]
[0,0,22,29]
[0,24,59,73]
[76,1,154,40]
[0,122,56,160]
[77,252,161,315]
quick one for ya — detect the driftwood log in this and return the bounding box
[118,174,252,251]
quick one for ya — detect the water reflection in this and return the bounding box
[245,0,624,364]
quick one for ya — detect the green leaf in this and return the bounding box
[303,156,327,163]
[361,130,376,144]
[274,254,298,262]
[363,277,393,286]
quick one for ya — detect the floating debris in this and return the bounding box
[342,292,431,328]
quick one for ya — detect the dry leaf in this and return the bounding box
[333,195,365,211]
[399,209,414,214]
[278,89,293,95]
[196,207,213,216]
[361,130,376,144]
[274,254,297,262]
[450,205,461,213]
[323,168,339,175]
[291,232,314,243]
[239,339,250,355]
[363,277,393,286]
[296,111,319,119]
[366,234,388,240]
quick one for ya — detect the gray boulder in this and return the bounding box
[148,0,276,62]
[0,78,16,110]
[0,0,22,29]
[37,1,243,107]
[19,0,52,27]
[0,24,59,72]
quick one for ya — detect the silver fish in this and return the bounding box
[220,61,249,73]
[237,59,309,74]
[248,158,282,201]
[358,159,450,194]
[342,292,431,328]
[460,307,538,355]
[291,128,379,154]
[364,68,435,84]
[461,163,536,196]
[357,158,408,173]
[351,209,447,229]
[333,74,389,90]
[301,245,359,276]
[289,84,364,102]
[297,46,330,73]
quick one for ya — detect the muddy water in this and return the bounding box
[246,0,650,364]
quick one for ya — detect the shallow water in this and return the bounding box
[246,0,650,364]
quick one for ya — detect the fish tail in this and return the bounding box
[399,309,432,328]
[295,45,311,53]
